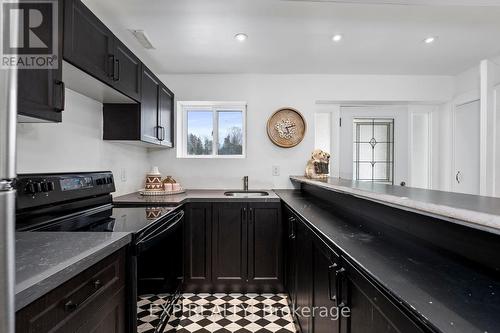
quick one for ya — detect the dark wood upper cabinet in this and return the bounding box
[113,39,142,101]
[102,66,175,147]
[17,0,64,122]
[63,0,115,84]
[247,202,283,293]
[212,202,248,292]
[17,0,175,133]
[158,84,174,147]
[140,66,161,145]
[184,203,213,293]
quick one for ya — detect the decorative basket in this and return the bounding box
[139,188,186,196]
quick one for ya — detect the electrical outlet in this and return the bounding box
[272,165,280,176]
[120,168,127,182]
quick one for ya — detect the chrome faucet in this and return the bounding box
[243,176,248,191]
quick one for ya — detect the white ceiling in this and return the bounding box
[83,0,500,75]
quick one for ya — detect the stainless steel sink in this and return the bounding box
[224,191,269,197]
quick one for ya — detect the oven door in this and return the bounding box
[136,209,184,297]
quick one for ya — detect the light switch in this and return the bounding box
[272,165,280,176]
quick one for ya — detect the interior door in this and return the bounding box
[339,106,408,185]
[452,100,480,195]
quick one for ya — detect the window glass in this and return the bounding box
[353,118,394,184]
[218,111,243,155]
[179,103,246,158]
[187,110,213,155]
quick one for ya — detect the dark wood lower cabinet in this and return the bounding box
[294,218,313,333]
[247,202,283,292]
[340,262,425,333]
[183,203,213,293]
[283,205,428,333]
[212,202,248,292]
[312,239,341,333]
[16,248,127,333]
[184,202,283,293]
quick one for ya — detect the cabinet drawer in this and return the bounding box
[16,249,126,333]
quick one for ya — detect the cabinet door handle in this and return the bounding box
[114,59,120,81]
[288,217,296,239]
[108,55,115,79]
[328,262,338,301]
[64,300,78,312]
[456,171,461,184]
[54,80,65,112]
[242,207,247,221]
[248,208,253,222]
[156,126,164,141]
[63,278,104,313]
[335,267,346,308]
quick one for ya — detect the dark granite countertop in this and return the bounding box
[15,232,131,311]
[291,176,500,234]
[275,189,500,333]
[113,189,280,205]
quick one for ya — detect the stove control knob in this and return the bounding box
[108,177,113,184]
[25,183,36,194]
[33,182,42,193]
[41,182,49,192]
[47,181,55,191]
[95,178,103,185]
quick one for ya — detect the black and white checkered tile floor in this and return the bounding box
[138,293,297,333]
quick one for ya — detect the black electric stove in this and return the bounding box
[15,171,184,333]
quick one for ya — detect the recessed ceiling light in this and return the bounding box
[332,34,343,42]
[424,36,437,44]
[234,33,248,42]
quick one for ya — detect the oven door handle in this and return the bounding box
[136,210,184,247]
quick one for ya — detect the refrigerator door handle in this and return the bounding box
[0,55,18,333]
[0,67,17,180]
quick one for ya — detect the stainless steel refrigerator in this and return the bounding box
[0,61,18,332]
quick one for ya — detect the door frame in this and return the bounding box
[407,108,434,189]
[494,84,500,197]
[338,104,408,185]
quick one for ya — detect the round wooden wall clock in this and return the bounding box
[267,107,306,148]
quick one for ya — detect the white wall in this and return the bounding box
[149,74,453,189]
[480,60,500,196]
[16,89,150,195]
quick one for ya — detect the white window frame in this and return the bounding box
[177,101,247,159]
